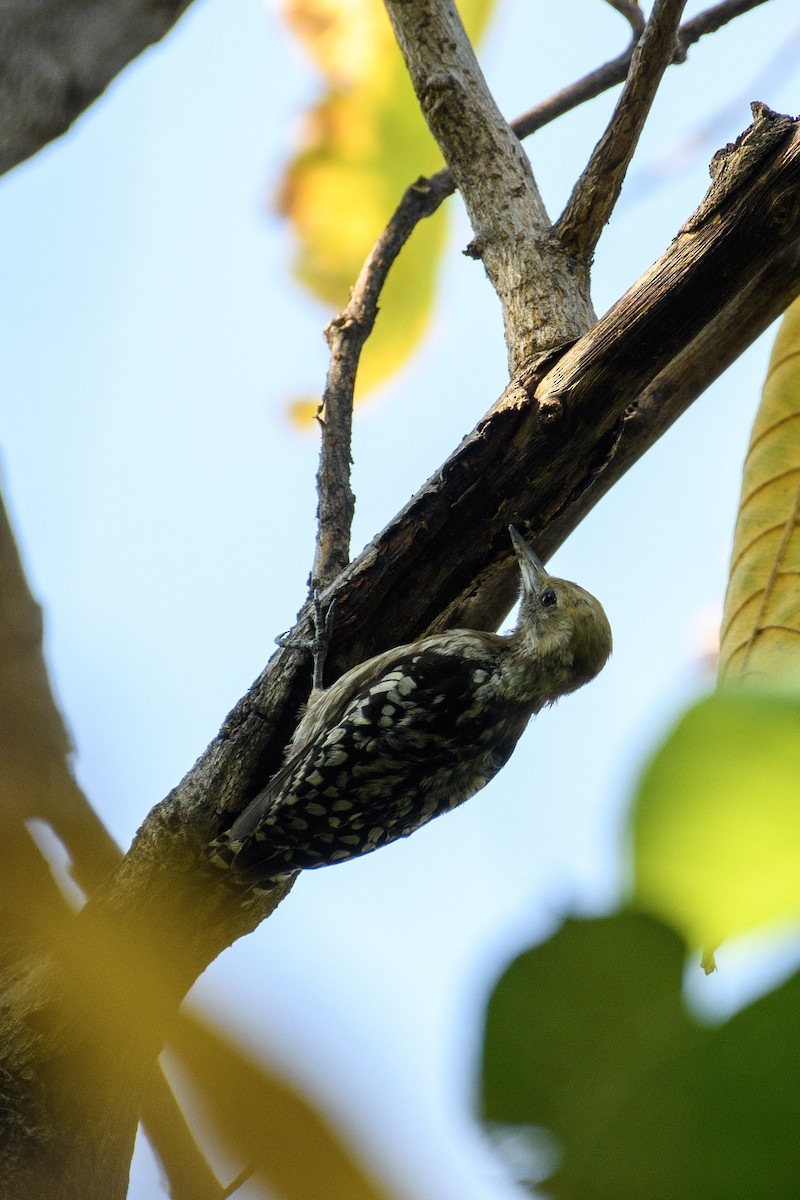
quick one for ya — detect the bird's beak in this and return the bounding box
[509,525,548,593]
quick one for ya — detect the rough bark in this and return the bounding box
[0,0,195,176]
[384,0,594,370]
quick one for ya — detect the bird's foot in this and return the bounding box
[276,589,337,690]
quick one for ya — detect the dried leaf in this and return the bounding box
[718,297,800,683]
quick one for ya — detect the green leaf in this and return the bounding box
[481,911,800,1200]
[632,688,800,950]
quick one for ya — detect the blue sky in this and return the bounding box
[1,1,798,1196]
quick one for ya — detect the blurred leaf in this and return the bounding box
[481,910,800,1200]
[288,394,323,428]
[278,0,494,404]
[631,688,800,951]
[718,295,800,683]
[632,303,800,953]
[166,1006,398,1200]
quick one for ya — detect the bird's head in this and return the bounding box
[509,525,612,697]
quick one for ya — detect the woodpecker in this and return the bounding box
[208,526,611,885]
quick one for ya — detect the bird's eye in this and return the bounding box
[540,588,557,608]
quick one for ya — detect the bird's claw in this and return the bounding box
[275,589,337,691]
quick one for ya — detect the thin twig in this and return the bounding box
[556,0,689,259]
[512,49,635,141]
[311,339,356,590]
[603,0,646,39]
[678,0,776,48]
[512,0,771,140]
[308,174,455,590]
[617,23,800,209]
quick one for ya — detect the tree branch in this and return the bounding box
[383,0,593,371]
[582,236,800,517]
[0,0,196,176]
[312,0,774,452]
[679,0,776,43]
[556,0,689,260]
[603,0,647,40]
[311,315,357,589]
[460,236,800,630]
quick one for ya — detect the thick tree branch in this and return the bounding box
[556,0,689,260]
[301,110,799,651]
[383,0,593,371]
[581,236,800,514]
[459,236,800,630]
[0,0,196,176]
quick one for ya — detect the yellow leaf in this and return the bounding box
[277,0,495,402]
[283,0,388,86]
[718,297,800,683]
[288,395,322,428]
[164,1006,399,1200]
